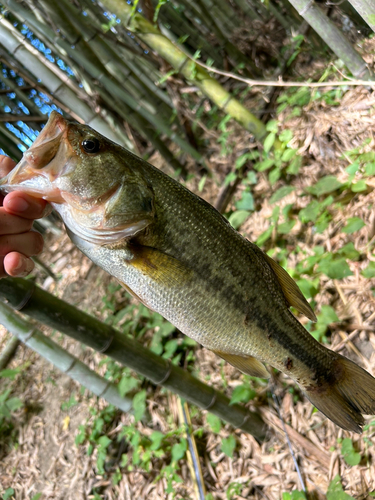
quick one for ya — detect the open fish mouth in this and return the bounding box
[0,111,68,201]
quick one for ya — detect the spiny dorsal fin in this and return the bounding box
[213,350,270,378]
[263,252,317,322]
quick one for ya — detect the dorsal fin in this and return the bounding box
[263,252,317,322]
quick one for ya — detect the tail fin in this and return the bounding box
[303,354,375,433]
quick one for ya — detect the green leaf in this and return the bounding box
[206,413,221,433]
[317,257,352,279]
[270,186,295,204]
[351,180,367,192]
[118,376,139,397]
[149,431,165,451]
[225,172,237,186]
[362,261,375,278]
[277,220,296,234]
[0,367,23,379]
[264,133,276,153]
[235,154,249,169]
[221,435,236,458]
[318,305,339,325]
[230,385,256,405]
[235,191,254,211]
[341,438,361,466]
[296,278,319,299]
[338,243,360,261]
[132,390,147,422]
[163,339,178,359]
[266,120,278,133]
[327,475,355,499]
[171,438,187,462]
[282,491,307,500]
[31,494,42,500]
[228,210,249,230]
[286,156,301,175]
[345,162,360,176]
[246,171,257,184]
[255,158,275,172]
[298,200,321,223]
[198,175,207,192]
[365,162,375,176]
[3,488,15,500]
[5,397,23,413]
[256,226,273,246]
[342,217,365,234]
[281,148,297,162]
[279,129,293,143]
[269,167,281,185]
[307,176,342,196]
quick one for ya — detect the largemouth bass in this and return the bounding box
[2,111,375,432]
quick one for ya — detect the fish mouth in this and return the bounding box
[0,111,68,202]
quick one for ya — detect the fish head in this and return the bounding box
[0,111,155,244]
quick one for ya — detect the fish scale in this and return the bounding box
[2,110,375,432]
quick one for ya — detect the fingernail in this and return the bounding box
[5,197,29,213]
[14,257,34,277]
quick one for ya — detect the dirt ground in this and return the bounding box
[2,53,375,499]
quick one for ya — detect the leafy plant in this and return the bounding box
[0,366,24,439]
[341,438,361,466]
[221,435,236,458]
[327,475,355,499]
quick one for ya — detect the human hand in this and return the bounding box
[0,155,48,277]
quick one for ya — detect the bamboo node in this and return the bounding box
[98,380,112,398]
[154,360,172,384]
[299,0,315,17]
[23,327,37,343]
[14,282,35,311]
[202,390,217,410]
[97,335,114,353]
[64,357,77,374]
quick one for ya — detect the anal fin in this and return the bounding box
[213,350,269,378]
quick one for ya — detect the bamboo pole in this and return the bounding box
[231,0,261,20]
[0,71,43,118]
[0,302,133,413]
[0,18,133,148]
[287,0,371,78]
[3,1,204,163]
[158,3,223,65]
[99,0,268,141]
[181,0,260,74]
[346,0,375,32]
[0,278,267,441]
[0,335,19,370]
[0,129,22,160]
[40,0,173,117]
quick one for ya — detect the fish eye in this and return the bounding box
[82,137,101,154]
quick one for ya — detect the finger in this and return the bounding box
[0,155,16,177]
[0,207,33,235]
[3,191,49,219]
[3,252,35,278]
[0,231,44,257]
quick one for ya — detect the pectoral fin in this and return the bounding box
[118,281,155,310]
[263,253,317,322]
[128,244,193,287]
[213,350,269,378]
